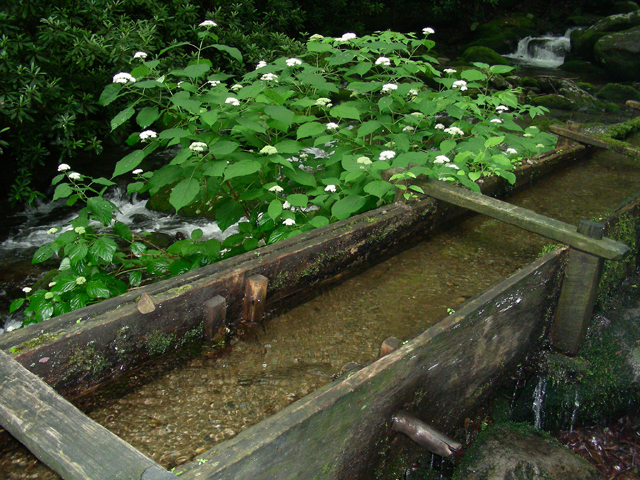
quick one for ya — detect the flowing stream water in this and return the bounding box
[3,143,640,478]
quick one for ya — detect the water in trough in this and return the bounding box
[3,142,640,478]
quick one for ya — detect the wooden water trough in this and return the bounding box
[2,138,638,479]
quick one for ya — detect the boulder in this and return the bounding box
[594,25,640,80]
[467,16,537,55]
[571,10,640,59]
[530,80,617,112]
[597,82,640,101]
[559,59,606,76]
[454,423,601,480]
[461,47,510,66]
[613,1,640,14]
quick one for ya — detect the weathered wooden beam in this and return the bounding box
[0,349,178,480]
[626,100,640,111]
[550,124,640,158]
[551,221,605,355]
[420,179,629,260]
[555,121,582,150]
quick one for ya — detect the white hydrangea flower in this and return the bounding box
[283,218,296,226]
[48,282,57,287]
[335,32,357,43]
[261,73,279,82]
[408,89,419,96]
[490,118,502,124]
[44,292,54,299]
[445,163,460,169]
[286,58,302,67]
[496,105,509,112]
[139,130,157,142]
[506,148,518,155]
[268,185,284,193]
[309,34,324,41]
[444,68,457,74]
[189,142,208,153]
[58,163,71,172]
[324,184,337,192]
[435,123,445,130]
[402,126,415,132]
[411,112,424,118]
[382,83,398,93]
[260,145,278,155]
[47,228,59,234]
[529,126,539,130]
[315,97,332,107]
[225,97,240,106]
[75,276,87,285]
[231,84,243,91]
[256,60,267,70]
[208,80,221,87]
[452,80,468,91]
[283,201,291,209]
[133,169,143,175]
[434,155,450,164]
[199,20,217,27]
[536,144,545,148]
[326,122,339,131]
[379,150,396,161]
[69,172,82,181]
[357,156,372,165]
[444,126,464,136]
[113,72,136,84]
[375,57,391,66]
[423,27,435,35]
[74,226,86,234]
[22,287,32,293]
[133,51,147,60]
[523,133,533,138]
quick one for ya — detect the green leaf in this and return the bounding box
[200,110,218,127]
[86,280,111,299]
[113,149,146,177]
[274,139,303,154]
[236,117,266,133]
[170,148,192,165]
[329,104,360,120]
[53,183,73,201]
[99,83,123,106]
[113,222,132,242]
[181,63,210,78]
[236,83,264,100]
[191,228,203,240]
[460,69,487,82]
[90,236,118,262]
[68,242,88,263]
[136,107,160,128]
[440,139,457,154]
[170,96,202,115]
[307,41,333,52]
[328,51,355,65]
[212,44,242,62]
[286,194,308,207]
[309,216,329,228]
[10,298,25,313]
[297,122,326,139]
[357,120,381,138]
[264,105,294,126]
[296,72,338,93]
[210,141,239,158]
[129,271,143,286]
[284,168,316,187]
[216,201,245,232]
[490,65,514,74]
[170,178,200,212]
[345,62,372,76]
[87,197,115,226]
[364,181,393,198]
[131,242,147,255]
[484,136,505,148]
[268,199,283,220]
[159,128,192,139]
[224,160,261,180]
[203,161,227,177]
[55,230,77,247]
[93,177,115,186]
[331,195,367,220]
[378,96,393,111]
[111,106,135,131]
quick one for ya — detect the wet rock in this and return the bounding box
[597,82,640,101]
[467,16,537,54]
[461,47,510,66]
[571,10,640,62]
[454,423,600,480]
[595,25,640,80]
[559,59,606,77]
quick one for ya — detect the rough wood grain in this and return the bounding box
[203,296,226,345]
[0,350,177,480]
[550,124,640,158]
[420,179,629,260]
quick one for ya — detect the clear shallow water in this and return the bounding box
[2,148,640,478]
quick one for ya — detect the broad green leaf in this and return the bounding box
[286,194,308,207]
[10,298,25,313]
[170,96,202,114]
[210,141,239,157]
[111,106,135,131]
[264,105,294,126]
[200,110,218,127]
[129,271,143,286]
[268,199,283,220]
[236,83,264,100]
[440,139,457,154]
[236,117,266,133]
[202,161,227,177]
[93,177,115,186]
[170,178,200,212]
[393,133,410,153]
[357,120,381,138]
[170,148,192,165]
[53,183,73,201]
[181,63,210,78]
[99,83,122,106]
[296,72,338,93]
[345,62,372,76]
[364,180,394,198]
[331,195,367,220]
[130,64,149,78]
[284,167,316,187]
[484,136,505,148]
[329,104,360,120]
[32,244,55,264]
[490,65,514,74]
[212,44,242,62]
[55,230,77,247]
[297,122,326,139]
[113,149,145,177]
[328,51,355,65]
[224,160,261,180]
[68,242,88,263]
[191,229,203,240]
[90,236,118,262]
[461,69,487,82]
[131,242,147,255]
[159,128,192,139]
[136,106,160,128]
[310,216,329,228]
[86,280,111,299]
[87,197,115,226]
[274,139,303,154]
[378,96,393,111]
[113,222,132,242]
[306,41,333,52]
[216,201,245,232]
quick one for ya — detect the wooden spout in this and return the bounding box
[391,410,462,457]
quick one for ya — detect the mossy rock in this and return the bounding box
[530,94,574,111]
[469,15,537,55]
[613,1,640,14]
[597,82,640,101]
[559,59,605,76]
[461,46,510,66]
[521,77,539,88]
[464,32,523,55]
[567,15,604,26]
[570,29,607,60]
[595,25,640,81]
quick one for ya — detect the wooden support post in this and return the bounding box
[0,350,179,480]
[203,295,227,345]
[555,121,582,150]
[242,275,269,325]
[551,220,606,355]
[626,100,640,111]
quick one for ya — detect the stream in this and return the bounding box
[3,141,640,478]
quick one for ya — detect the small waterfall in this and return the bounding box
[569,390,581,432]
[505,28,579,68]
[532,376,547,429]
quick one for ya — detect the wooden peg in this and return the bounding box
[204,296,226,345]
[137,293,155,314]
[242,275,269,326]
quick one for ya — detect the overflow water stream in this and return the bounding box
[3,146,640,478]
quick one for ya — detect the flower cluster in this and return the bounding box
[285,58,302,67]
[381,83,398,93]
[113,72,136,84]
[324,184,337,192]
[189,142,208,153]
[260,145,277,155]
[199,20,217,27]
[139,130,157,142]
[444,126,464,136]
[315,98,332,107]
[443,68,457,74]
[335,33,357,43]
[375,57,391,66]
[256,60,267,69]
[133,51,147,60]
[434,155,450,164]
[423,27,435,35]
[225,97,240,106]
[268,185,283,193]
[58,163,71,172]
[261,73,278,82]
[452,80,468,91]
[379,150,396,161]
[326,122,339,131]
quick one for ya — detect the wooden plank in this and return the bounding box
[550,124,640,157]
[551,221,605,355]
[626,100,640,111]
[555,121,582,150]
[203,295,227,345]
[420,179,629,260]
[0,349,178,480]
